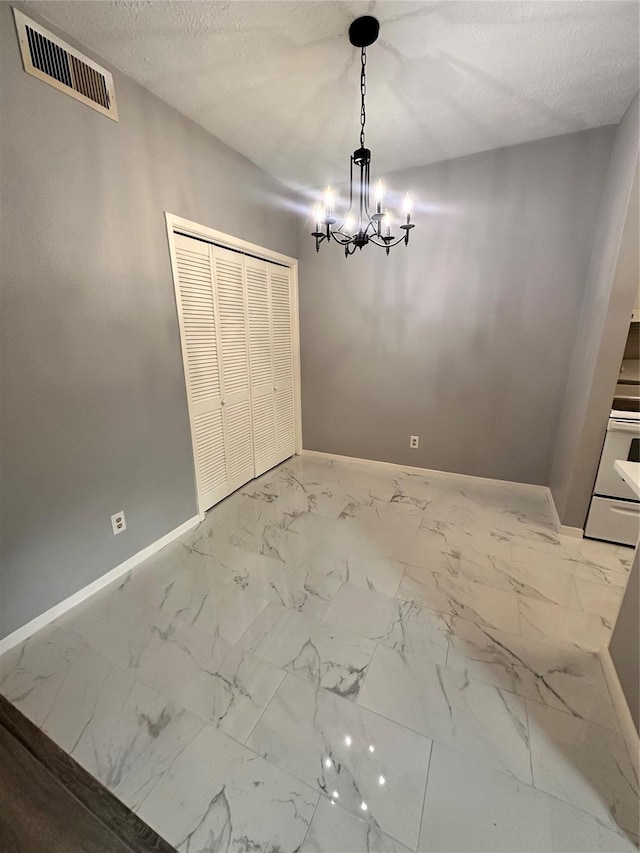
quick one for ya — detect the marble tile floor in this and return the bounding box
[1,454,638,852]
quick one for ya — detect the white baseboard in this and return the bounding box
[599,646,640,774]
[302,449,549,496]
[543,487,584,538]
[544,487,561,534]
[0,515,199,656]
[560,524,584,538]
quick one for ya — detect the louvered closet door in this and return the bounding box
[246,257,277,477]
[213,246,255,492]
[173,234,229,511]
[270,266,296,463]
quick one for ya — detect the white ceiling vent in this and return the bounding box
[13,8,118,121]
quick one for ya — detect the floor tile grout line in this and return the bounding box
[524,693,535,787]
[415,738,435,852]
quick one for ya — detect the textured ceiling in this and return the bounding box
[26,1,640,190]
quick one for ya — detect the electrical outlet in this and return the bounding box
[410,435,419,449]
[111,511,126,535]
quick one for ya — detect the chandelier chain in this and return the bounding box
[360,47,366,147]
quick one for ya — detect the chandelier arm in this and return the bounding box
[369,234,407,249]
[329,229,355,247]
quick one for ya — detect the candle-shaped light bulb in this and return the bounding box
[313,204,322,230]
[383,210,391,237]
[375,181,384,214]
[344,216,354,235]
[403,193,412,224]
[324,186,334,217]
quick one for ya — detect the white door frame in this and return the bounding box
[164,212,302,520]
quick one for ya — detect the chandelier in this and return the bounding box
[312,16,415,257]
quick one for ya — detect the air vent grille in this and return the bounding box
[13,9,118,121]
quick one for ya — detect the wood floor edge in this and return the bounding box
[0,694,177,853]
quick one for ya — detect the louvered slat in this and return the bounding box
[225,400,254,486]
[252,392,276,475]
[246,264,273,389]
[193,410,226,499]
[271,270,294,386]
[176,247,220,404]
[215,254,250,398]
[275,387,296,458]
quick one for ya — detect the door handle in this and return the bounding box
[274,386,278,391]
[611,505,640,517]
[221,400,226,406]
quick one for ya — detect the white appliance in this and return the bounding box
[585,410,640,545]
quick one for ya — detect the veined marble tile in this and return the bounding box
[446,617,619,730]
[425,516,515,559]
[236,602,288,653]
[129,615,284,741]
[408,543,581,607]
[21,636,179,790]
[511,537,578,574]
[245,608,375,700]
[573,541,634,588]
[130,722,318,853]
[519,598,612,652]
[228,551,341,617]
[153,572,270,644]
[380,599,451,666]
[575,577,624,625]
[397,565,521,634]
[301,540,405,597]
[301,796,412,853]
[527,701,640,836]
[60,587,169,669]
[339,497,424,532]
[487,558,581,607]
[575,562,632,589]
[235,522,310,564]
[357,646,532,783]
[281,455,343,485]
[419,742,638,852]
[333,467,398,501]
[323,584,451,667]
[134,551,230,609]
[115,708,204,810]
[248,673,431,849]
[448,504,556,538]
[289,512,411,563]
[187,534,256,573]
[278,480,359,520]
[579,539,634,573]
[0,626,90,727]
[321,583,398,641]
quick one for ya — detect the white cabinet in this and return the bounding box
[172,233,296,513]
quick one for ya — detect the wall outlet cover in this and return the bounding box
[111,511,126,535]
[410,436,419,449]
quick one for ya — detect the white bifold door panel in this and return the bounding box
[172,232,296,513]
[213,247,254,492]
[271,267,296,463]
[174,234,228,511]
[246,258,277,477]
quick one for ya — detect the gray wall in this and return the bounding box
[298,129,614,483]
[609,547,639,735]
[550,94,639,529]
[0,3,297,639]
